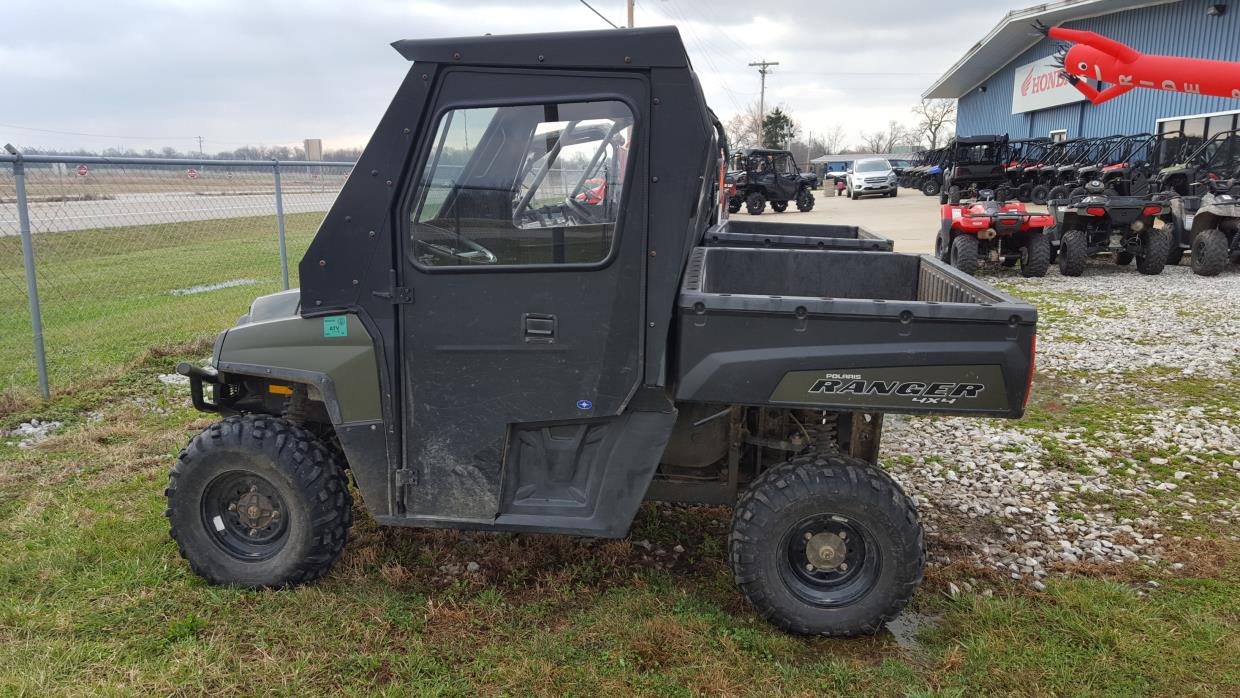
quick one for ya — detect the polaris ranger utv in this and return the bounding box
[726,148,816,214]
[166,27,1037,637]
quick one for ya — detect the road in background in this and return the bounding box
[0,190,339,234]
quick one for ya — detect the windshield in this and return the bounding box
[855,159,891,173]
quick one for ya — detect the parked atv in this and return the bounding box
[727,148,816,215]
[935,189,1052,277]
[1049,180,1170,276]
[1162,178,1240,275]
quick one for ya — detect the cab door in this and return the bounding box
[773,153,800,200]
[397,68,648,522]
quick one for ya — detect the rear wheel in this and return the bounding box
[1030,183,1051,205]
[1048,185,1070,202]
[1190,229,1229,276]
[1017,183,1033,202]
[796,187,815,211]
[1019,229,1051,277]
[166,415,353,588]
[947,186,961,205]
[727,198,742,214]
[995,185,1013,201]
[921,179,940,197]
[1136,228,1171,275]
[1058,229,1088,276]
[771,200,789,213]
[746,192,766,215]
[730,454,924,637]
[949,234,979,275]
[889,188,898,198]
[934,234,951,262]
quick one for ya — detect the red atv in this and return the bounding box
[935,189,1053,277]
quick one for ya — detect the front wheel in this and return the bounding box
[746,192,766,215]
[1136,228,1171,275]
[771,200,789,213]
[796,188,815,211]
[727,197,742,214]
[730,454,924,637]
[166,415,353,588]
[934,233,951,262]
[1020,229,1051,277]
[921,179,941,197]
[1190,229,1229,276]
[1048,185,1070,202]
[950,233,979,275]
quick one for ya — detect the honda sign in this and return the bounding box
[1011,56,1087,114]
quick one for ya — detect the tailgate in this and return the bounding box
[674,247,1036,418]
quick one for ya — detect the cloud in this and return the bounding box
[0,0,1015,153]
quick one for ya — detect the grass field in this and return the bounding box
[0,212,325,405]
[1,265,1238,694]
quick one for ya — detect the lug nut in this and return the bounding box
[839,562,849,571]
[271,511,280,520]
[838,531,847,540]
[805,563,815,572]
[249,528,259,537]
[228,503,237,512]
[804,532,813,540]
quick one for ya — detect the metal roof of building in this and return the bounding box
[923,0,1181,99]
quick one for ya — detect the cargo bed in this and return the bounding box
[675,247,1036,417]
[703,219,892,251]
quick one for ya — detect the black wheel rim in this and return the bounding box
[778,514,881,608]
[201,471,290,561]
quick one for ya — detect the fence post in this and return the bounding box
[8,147,51,399]
[273,160,290,290]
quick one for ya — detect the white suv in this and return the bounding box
[846,158,898,199]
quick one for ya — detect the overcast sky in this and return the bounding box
[2,0,1022,153]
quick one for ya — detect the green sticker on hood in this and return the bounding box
[323,315,348,338]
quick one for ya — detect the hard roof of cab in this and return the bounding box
[392,26,690,69]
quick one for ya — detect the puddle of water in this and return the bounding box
[885,611,941,653]
[170,278,258,296]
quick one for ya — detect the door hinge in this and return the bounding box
[372,269,413,304]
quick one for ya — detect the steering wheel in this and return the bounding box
[415,233,498,266]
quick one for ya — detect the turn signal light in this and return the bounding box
[1085,206,1107,216]
[1142,205,1164,215]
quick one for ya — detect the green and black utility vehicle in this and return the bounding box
[726,148,816,214]
[167,27,1037,637]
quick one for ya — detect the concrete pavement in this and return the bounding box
[735,187,941,254]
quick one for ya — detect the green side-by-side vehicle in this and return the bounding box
[167,26,1037,636]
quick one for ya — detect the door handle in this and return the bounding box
[523,313,556,343]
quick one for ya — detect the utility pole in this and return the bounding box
[627,0,633,27]
[196,135,204,156]
[748,60,779,145]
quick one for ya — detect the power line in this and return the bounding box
[577,0,618,28]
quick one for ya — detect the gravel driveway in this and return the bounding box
[882,260,1240,586]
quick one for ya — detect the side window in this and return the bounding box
[774,154,795,175]
[410,100,634,268]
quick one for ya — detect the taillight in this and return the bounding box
[1023,334,1037,409]
[1142,205,1163,215]
[1085,206,1107,216]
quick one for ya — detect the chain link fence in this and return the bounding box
[0,152,353,401]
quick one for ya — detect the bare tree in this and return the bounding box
[857,121,909,154]
[911,99,957,150]
[725,102,763,151]
[822,124,846,155]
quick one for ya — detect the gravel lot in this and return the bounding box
[882,260,1240,584]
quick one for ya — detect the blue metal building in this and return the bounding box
[926,0,1240,147]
